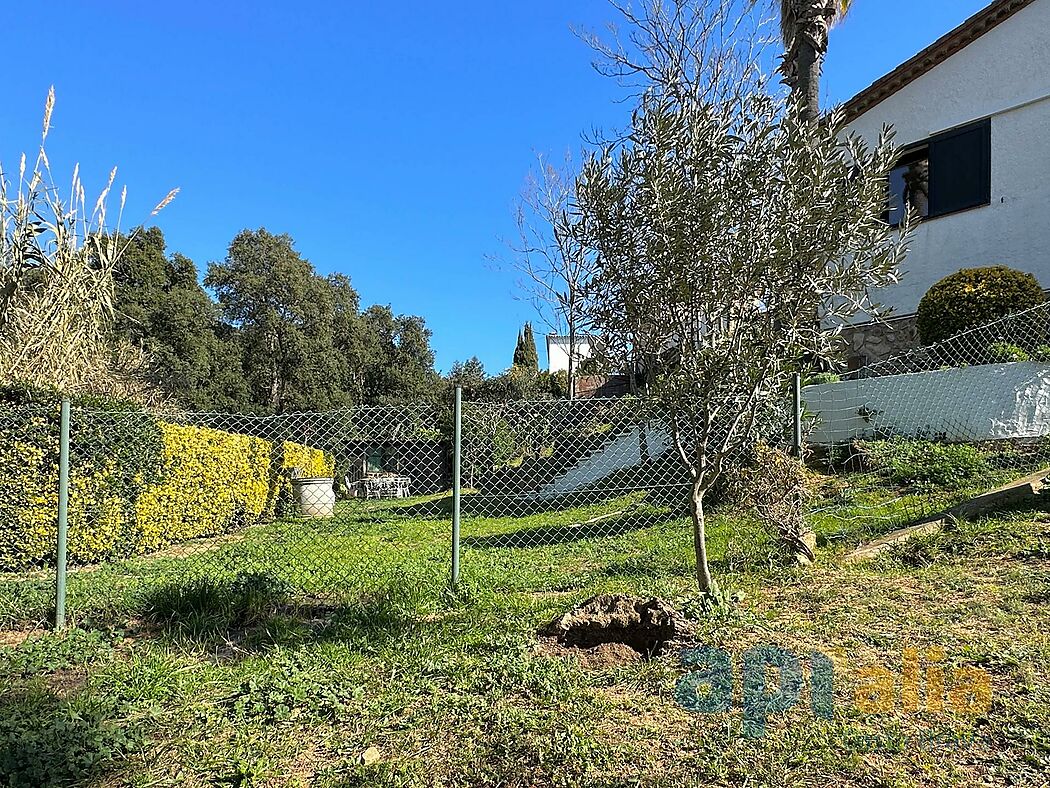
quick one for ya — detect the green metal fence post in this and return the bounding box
[55,398,71,630]
[792,372,803,458]
[451,386,462,587]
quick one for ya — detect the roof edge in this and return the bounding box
[841,0,1038,125]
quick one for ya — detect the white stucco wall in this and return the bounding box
[843,0,1050,318]
[546,336,593,374]
[803,362,1050,444]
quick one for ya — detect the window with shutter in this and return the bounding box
[886,118,991,224]
[927,119,991,218]
[887,147,930,227]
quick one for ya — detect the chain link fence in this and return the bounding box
[3,305,1050,629]
[0,399,65,627]
[804,301,1050,541]
[455,397,700,598]
[0,401,456,629]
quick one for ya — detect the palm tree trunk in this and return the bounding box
[795,37,822,124]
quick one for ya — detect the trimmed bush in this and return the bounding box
[0,389,333,570]
[134,427,334,552]
[280,441,335,479]
[916,266,1044,346]
[135,423,274,552]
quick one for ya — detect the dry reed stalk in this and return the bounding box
[0,88,176,405]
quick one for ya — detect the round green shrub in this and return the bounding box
[916,266,1044,345]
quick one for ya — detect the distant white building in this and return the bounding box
[545,334,593,375]
[840,0,1050,368]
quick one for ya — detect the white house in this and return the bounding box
[840,0,1050,368]
[545,334,593,375]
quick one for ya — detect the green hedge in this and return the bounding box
[0,388,333,571]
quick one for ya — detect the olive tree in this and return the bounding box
[572,88,910,595]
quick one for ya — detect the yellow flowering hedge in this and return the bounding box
[0,389,334,570]
[0,397,163,570]
[134,423,274,552]
[0,410,66,570]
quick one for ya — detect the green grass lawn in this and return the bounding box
[1,487,1048,787]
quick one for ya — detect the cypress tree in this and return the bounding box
[516,322,539,371]
[513,328,526,368]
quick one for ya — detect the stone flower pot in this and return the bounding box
[291,477,336,518]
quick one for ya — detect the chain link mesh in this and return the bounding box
[460,397,690,536]
[3,304,1050,628]
[1,403,454,627]
[457,396,704,598]
[0,400,64,628]
[806,301,1050,542]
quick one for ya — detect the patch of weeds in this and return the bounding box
[224,649,363,724]
[91,645,198,708]
[858,439,991,490]
[0,628,112,678]
[143,571,292,637]
[451,704,617,787]
[456,637,583,702]
[882,511,1050,568]
[676,588,743,621]
[0,687,141,788]
[882,531,954,569]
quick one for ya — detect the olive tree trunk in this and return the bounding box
[690,480,715,594]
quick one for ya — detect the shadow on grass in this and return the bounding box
[462,512,662,549]
[391,487,690,522]
[139,571,424,652]
[390,492,586,521]
[0,687,138,787]
[599,555,694,578]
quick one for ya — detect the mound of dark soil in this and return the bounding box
[539,594,692,658]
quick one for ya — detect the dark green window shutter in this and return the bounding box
[928,119,991,218]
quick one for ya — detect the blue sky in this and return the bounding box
[2,0,991,374]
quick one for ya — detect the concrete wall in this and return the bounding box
[803,361,1050,444]
[844,0,1050,318]
[537,425,670,499]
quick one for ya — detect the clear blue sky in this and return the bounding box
[2,0,991,374]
